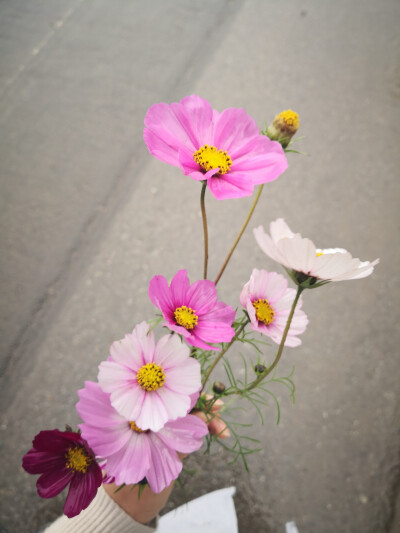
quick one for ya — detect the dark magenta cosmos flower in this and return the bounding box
[143,95,288,200]
[22,429,102,518]
[149,269,235,351]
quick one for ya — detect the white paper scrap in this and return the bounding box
[156,486,238,533]
[285,521,299,533]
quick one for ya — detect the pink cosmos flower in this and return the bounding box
[22,429,102,518]
[149,269,236,351]
[240,269,308,347]
[254,219,379,283]
[143,95,288,200]
[98,321,201,432]
[77,381,208,493]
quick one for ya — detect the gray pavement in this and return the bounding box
[1,1,399,532]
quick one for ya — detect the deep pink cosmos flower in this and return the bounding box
[98,321,201,432]
[77,381,208,493]
[149,269,235,351]
[143,95,288,200]
[22,429,102,518]
[240,269,308,347]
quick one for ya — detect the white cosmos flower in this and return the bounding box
[254,219,379,283]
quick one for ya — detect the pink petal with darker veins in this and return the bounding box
[154,334,190,368]
[145,433,182,493]
[77,381,126,428]
[207,173,255,200]
[130,322,156,365]
[79,423,132,458]
[180,94,214,145]
[194,320,235,344]
[179,145,204,175]
[104,382,145,423]
[144,102,197,161]
[213,107,259,150]
[98,360,137,393]
[105,432,151,486]
[231,152,288,185]
[186,334,219,351]
[163,320,192,338]
[155,386,191,421]
[170,269,191,307]
[202,301,236,324]
[162,358,201,394]
[186,279,218,314]
[143,128,181,166]
[136,390,170,432]
[149,275,174,315]
[109,336,143,371]
[246,269,288,304]
[157,414,208,454]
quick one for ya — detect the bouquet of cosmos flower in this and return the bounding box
[22,95,379,518]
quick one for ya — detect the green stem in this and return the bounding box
[200,182,209,279]
[214,185,264,286]
[201,319,249,390]
[228,285,304,395]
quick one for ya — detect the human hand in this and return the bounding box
[192,394,230,439]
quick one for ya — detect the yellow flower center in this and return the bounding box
[65,446,92,474]
[252,298,276,325]
[136,363,165,392]
[129,421,146,433]
[193,145,232,175]
[277,110,299,130]
[316,251,324,257]
[174,305,198,330]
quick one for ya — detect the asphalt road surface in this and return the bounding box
[1,1,399,532]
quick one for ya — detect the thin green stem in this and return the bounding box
[201,319,249,390]
[200,182,209,279]
[228,286,304,395]
[214,185,264,286]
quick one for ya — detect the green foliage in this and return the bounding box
[212,419,262,472]
[195,318,297,470]
[147,314,163,333]
[113,483,126,494]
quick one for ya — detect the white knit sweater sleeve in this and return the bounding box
[43,486,156,533]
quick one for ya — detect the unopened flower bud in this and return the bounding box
[212,381,226,394]
[267,110,299,148]
[254,364,266,374]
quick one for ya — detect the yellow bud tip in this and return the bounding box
[276,110,299,131]
[268,109,300,147]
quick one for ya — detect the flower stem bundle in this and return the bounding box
[22,95,379,519]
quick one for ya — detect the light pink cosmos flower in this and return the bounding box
[143,95,288,200]
[76,381,208,493]
[98,321,201,432]
[240,269,308,347]
[149,269,236,351]
[254,219,379,283]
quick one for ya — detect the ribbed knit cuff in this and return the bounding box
[43,486,156,533]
